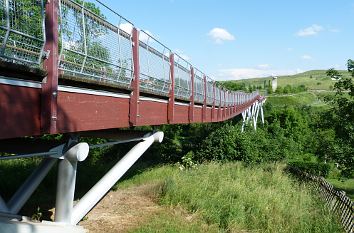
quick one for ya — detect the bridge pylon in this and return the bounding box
[241,98,266,132]
[0,131,164,233]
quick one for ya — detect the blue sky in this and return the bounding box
[99,0,354,80]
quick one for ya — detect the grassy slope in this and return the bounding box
[120,163,343,233]
[327,178,354,200]
[267,92,324,106]
[230,70,351,91]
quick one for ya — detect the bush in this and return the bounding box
[287,161,330,177]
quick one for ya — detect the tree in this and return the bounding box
[348,59,354,77]
[326,68,341,80]
[319,60,354,177]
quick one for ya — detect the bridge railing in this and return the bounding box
[0,0,46,65]
[58,0,134,89]
[0,0,262,110]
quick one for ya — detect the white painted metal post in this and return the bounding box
[7,158,57,214]
[0,196,8,212]
[241,111,246,132]
[71,132,164,225]
[55,143,89,224]
[55,159,77,223]
[260,100,265,125]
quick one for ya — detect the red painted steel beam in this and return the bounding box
[168,53,175,123]
[218,88,221,121]
[42,0,59,134]
[223,90,226,120]
[129,28,140,126]
[202,75,207,122]
[189,66,194,122]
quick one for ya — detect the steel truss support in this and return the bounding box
[71,131,164,225]
[0,131,164,232]
[241,98,266,132]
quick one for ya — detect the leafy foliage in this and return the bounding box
[326,68,342,80]
[287,161,330,177]
[348,59,354,76]
[317,60,354,177]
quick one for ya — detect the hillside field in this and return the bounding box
[227,70,351,91]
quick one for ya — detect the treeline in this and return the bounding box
[86,60,354,179]
[222,80,308,94]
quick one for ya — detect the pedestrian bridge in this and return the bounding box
[0,0,266,232]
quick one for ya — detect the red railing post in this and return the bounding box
[228,91,231,117]
[212,82,216,121]
[223,90,226,120]
[168,53,175,124]
[42,0,59,134]
[189,66,194,122]
[129,28,140,126]
[202,75,207,122]
[228,92,231,116]
[218,88,221,121]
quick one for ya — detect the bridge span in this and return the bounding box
[0,0,265,232]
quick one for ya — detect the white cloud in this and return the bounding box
[302,54,312,60]
[217,68,302,80]
[119,23,133,34]
[118,24,155,43]
[208,27,235,44]
[139,30,154,43]
[257,64,270,69]
[296,24,324,37]
[175,49,190,61]
[287,47,294,52]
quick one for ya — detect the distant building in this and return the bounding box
[272,76,278,92]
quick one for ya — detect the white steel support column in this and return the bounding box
[241,111,247,132]
[55,143,89,224]
[241,98,266,132]
[0,196,8,212]
[71,132,164,225]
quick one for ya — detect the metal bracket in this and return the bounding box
[43,50,50,60]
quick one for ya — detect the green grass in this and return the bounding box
[327,178,354,201]
[129,210,219,233]
[229,70,351,91]
[123,163,343,233]
[267,91,328,107]
[267,92,323,106]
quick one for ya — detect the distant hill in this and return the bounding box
[226,70,351,91]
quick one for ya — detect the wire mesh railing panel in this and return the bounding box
[215,87,221,107]
[174,54,191,101]
[194,69,204,104]
[0,0,45,66]
[59,0,133,88]
[225,92,229,106]
[139,30,171,97]
[206,77,214,105]
[220,89,225,106]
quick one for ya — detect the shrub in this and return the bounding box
[287,161,330,177]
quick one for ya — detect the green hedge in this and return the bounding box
[287,161,330,177]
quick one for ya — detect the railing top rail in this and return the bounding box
[93,0,134,26]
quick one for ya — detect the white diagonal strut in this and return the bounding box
[241,98,266,132]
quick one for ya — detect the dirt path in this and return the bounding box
[79,183,162,233]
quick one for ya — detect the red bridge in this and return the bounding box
[0,0,265,232]
[0,0,264,141]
